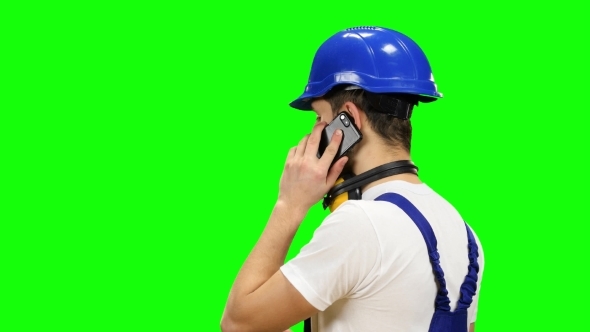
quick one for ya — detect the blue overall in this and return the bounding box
[375,193,480,332]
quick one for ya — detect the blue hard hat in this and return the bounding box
[290,26,443,111]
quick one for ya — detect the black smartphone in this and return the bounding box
[317,112,363,163]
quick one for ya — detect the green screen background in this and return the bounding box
[3,1,588,331]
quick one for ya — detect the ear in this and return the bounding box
[341,101,364,130]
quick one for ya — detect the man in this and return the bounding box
[221,26,484,332]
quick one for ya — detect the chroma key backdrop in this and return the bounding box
[2,1,588,331]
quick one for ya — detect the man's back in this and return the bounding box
[281,180,484,331]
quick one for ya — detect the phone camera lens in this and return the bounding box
[340,113,351,127]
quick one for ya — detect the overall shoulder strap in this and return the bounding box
[375,193,451,311]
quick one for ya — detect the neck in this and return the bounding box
[350,145,422,193]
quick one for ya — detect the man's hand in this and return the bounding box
[278,121,348,216]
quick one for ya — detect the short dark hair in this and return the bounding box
[322,86,416,153]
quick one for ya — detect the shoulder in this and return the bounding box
[329,198,404,217]
[329,199,411,227]
[314,201,379,242]
[320,200,401,236]
[317,199,411,248]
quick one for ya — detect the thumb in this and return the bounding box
[326,156,348,185]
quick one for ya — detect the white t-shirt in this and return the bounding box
[280,180,484,332]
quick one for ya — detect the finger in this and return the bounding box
[326,156,348,185]
[305,121,327,158]
[295,134,310,158]
[285,146,296,163]
[319,129,344,169]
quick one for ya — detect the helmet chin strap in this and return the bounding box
[323,160,418,211]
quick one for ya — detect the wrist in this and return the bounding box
[274,199,308,222]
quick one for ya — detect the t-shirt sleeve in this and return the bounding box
[280,201,381,311]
